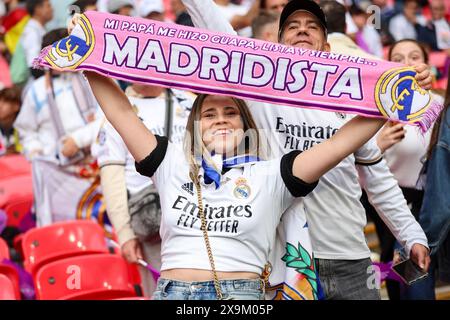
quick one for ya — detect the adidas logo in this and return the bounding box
[181,182,194,195]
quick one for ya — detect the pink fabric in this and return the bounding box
[0,54,12,88]
[34,11,443,132]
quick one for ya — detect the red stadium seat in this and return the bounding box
[0,237,9,260]
[22,220,110,276]
[0,274,17,300]
[0,264,21,300]
[0,154,31,180]
[35,254,137,300]
[429,51,448,70]
[0,175,33,228]
[13,234,24,260]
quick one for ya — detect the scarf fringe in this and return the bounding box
[32,45,51,70]
[418,100,445,133]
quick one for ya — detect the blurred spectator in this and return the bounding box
[371,0,397,45]
[375,39,444,300]
[419,68,450,291]
[260,0,287,13]
[72,0,99,13]
[349,4,383,58]
[171,0,193,26]
[1,0,29,55]
[429,0,450,51]
[47,0,74,30]
[138,0,165,20]
[18,0,53,80]
[251,10,278,42]
[0,86,22,155]
[213,0,260,37]
[389,0,426,41]
[14,28,101,161]
[108,0,134,15]
[320,0,378,60]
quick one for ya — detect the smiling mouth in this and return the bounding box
[213,129,233,136]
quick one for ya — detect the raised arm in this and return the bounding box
[84,72,156,162]
[229,0,261,31]
[293,116,386,183]
[182,0,237,34]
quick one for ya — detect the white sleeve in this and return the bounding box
[13,87,44,158]
[354,136,383,165]
[21,28,41,67]
[388,16,403,42]
[96,121,128,167]
[181,0,237,35]
[357,159,429,257]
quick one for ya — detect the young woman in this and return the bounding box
[84,66,386,299]
[371,39,443,300]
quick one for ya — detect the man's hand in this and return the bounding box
[410,243,431,272]
[121,238,144,264]
[61,136,80,158]
[376,121,406,153]
[414,63,432,90]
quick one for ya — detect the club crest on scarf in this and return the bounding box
[45,14,95,69]
[375,67,432,123]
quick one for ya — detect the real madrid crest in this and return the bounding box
[233,177,251,199]
[45,14,95,70]
[375,67,431,123]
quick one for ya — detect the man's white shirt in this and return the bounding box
[181,0,429,259]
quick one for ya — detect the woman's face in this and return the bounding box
[200,96,244,155]
[390,41,426,67]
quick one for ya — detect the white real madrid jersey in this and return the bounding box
[150,143,297,274]
[248,101,382,260]
[93,92,193,194]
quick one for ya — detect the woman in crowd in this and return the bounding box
[372,39,444,300]
[82,61,386,299]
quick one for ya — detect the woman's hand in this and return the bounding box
[376,121,406,153]
[121,238,144,264]
[61,136,80,158]
[414,63,432,90]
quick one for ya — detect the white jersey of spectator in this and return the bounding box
[14,73,102,159]
[145,143,305,274]
[92,89,194,194]
[389,13,427,41]
[19,18,47,68]
[181,0,429,259]
[383,94,444,189]
[361,25,383,58]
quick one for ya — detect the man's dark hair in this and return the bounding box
[320,0,346,34]
[42,28,69,49]
[26,0,46,16]
[72,0,97,13]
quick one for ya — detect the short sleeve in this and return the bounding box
[95,121,128,167]
[354,136,383,166]
[280,150,319,197]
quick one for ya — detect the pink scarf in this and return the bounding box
[34,11,443,132]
